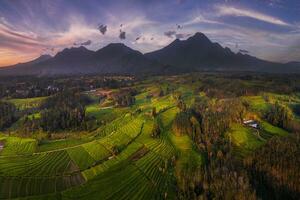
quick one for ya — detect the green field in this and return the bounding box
[7,97,46,111]
[0,74,298,199]
[0,136,37,156]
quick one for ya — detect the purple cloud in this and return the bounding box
[119,31,126,39]
[164,31,176,38]
[98,24,107,35]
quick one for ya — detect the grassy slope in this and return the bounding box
[227,124,264,157]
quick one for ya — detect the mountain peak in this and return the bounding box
[55,46,93,58]
[187,32,211,43]
[97,43,140,55]
[101,43,133,51]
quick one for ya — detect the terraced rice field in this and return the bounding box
[0,137,37,156]
[0,149,84,199]
[0,80,295,200]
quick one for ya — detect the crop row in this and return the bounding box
[0,137,37,156]
[0,150,75,177]
[0,172,84,199]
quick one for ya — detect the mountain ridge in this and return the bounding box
[145,32,282,72]
[0,32,299,76]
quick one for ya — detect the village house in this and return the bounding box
[243,119,260,129]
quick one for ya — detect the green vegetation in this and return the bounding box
[228,124,264,156]
[245,133,300,199]
[7,97,46,111]
[0,73,299,199]
[0,101,18,130]
[0,136,37,156]
[260,121,288,137]
[243,95,271,113]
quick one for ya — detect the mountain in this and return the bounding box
[0,45,162,76]
[93,43,162,74]
[145,32,288,73]
[8,54,52,68]
[285,61,300,67]
[0,32,299,76]
[30,54,52,64]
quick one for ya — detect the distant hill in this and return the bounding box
[284,61,300,71]
[93,43,163,74]
[0,44,163,76]
[0,32,299,76]
[145,32,287,73]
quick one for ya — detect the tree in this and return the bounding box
[0,101,18,130]
[151,107,157,118]
[39,90,87,132]
[172,112,192,136]
[265,102,293,130]
[244,133,300,199]
[177,100,187,112]
[112,91,136,107]
[151,119,161,138]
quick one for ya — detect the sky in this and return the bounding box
[0,0,300,67]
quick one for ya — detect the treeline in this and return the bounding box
[0,75,134,98]
[0,101,18,130]
[190,73,300,99]
[172,95,300,199]
[265,102,300,132]
[244,133,300,199]
[265,102,292,130]
[21,90,92,133]
[39,91,91,132]
[111,88,137,107]
[172,96,256,199]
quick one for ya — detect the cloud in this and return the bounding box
[74,40,92,46]
[164,30,176,38]
[81,40,92,45]
[134,33,173,49]
[238,49,249,54]
[164,31,191,39]
[0,21,46,61]
[98,24,107,35]
[183,15,222,26]
[175,33,191,39]
[119,31,126,39]
[216,5,291,26]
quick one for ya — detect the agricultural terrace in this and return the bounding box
[0,73,299,199]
